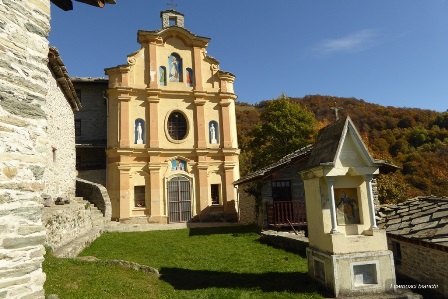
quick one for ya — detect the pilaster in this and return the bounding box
[219,99,232,148]
[118,164,131,219]
[223,163,237,214]
[197,163,210,220]
[146,94,160,148]
[148,162,163,218]
[193,47,204,91]
[194,97,207,148]
[118,94,131,148]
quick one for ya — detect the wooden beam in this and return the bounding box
[75,0,105,8]
[50,0,73,11]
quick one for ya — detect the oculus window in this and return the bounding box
[167,111,187,140]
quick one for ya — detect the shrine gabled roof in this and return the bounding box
[377,196,448,250]
[306,116,395,170]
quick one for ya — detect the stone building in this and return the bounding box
[44,47,82,198]
[234,146,312,228]
[0,1,114,297]
[377,196,448,299]
[105,10,240,222]
[72,77,108,185]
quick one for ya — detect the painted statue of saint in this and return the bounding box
[170,56,179,82]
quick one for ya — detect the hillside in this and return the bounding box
[235,95,448,202]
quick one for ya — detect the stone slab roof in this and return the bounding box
[377,196,448,249]
[48,47,82,111]
[234,144,313,185]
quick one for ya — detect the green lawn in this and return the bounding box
[44,225,328,299]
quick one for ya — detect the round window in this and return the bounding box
[167,111,187,140]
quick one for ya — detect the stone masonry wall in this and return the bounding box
[388,238,447,298]
[42,68,76,199]
[42,201,95,250]
[0,0,51,298]
[76,178,112,220]
[72,81,108,144]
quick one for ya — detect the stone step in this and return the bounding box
[52,228,102,258]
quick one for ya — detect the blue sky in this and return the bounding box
[49,0,448,112]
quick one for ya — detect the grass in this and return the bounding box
[44,225,328,299]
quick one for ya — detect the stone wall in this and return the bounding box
[388,237,447,298]
[0,1,50,298]
[237,184,264,227]
[42,201,95,250]
[77,169,106,186]
[72,80,108,144]
[76,178,112,220]
[42,66,77,199]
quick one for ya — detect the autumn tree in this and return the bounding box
[248,94,316,170]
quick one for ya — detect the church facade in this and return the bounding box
[105,10,240,223]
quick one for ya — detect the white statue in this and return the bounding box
[210,123,217,144]
[136,122,143,144]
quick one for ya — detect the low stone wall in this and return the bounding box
[42,201,95,250]
[76,178,111,219]
[389,237,447,299]
[259,230,309,257]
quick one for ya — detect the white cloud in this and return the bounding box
[315,29,379,56]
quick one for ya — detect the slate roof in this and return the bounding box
[48,47,82,112]
[233,144,313,185]
[377,196,448,249]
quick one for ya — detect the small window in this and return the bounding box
[272,180,291,201]
[211,184,220,205]
[392,241,402,265]
[167,111,187,140]
[75,89,81,102]
[75,119,81,136]
[134,186,145,208]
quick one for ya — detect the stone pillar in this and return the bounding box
[146,95,160,148]
[365,174,378,229]
[118,94,131,148]
[220,99,232,148]
[326,177,339,233]
[118,165,131,219]
[197,163,210,220]
[194,97,207,148]
[193,47,203,91]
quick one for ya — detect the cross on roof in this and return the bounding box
[330,102,343,121]
[167,0,177,10]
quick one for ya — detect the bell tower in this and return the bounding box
[160,10,185,28]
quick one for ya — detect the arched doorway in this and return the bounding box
[167,176,192,222]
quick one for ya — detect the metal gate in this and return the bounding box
[167,176,192,222]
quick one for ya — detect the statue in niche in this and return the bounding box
[169,56,179,82]
[210,123,217,144]
[159,67,166,86]
[136,122,143,144]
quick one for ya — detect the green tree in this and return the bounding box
[249,94,316,170]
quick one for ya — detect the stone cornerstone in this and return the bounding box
[0,0,51,298]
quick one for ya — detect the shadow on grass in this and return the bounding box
[159,267,330,296]
[187,224,259,236]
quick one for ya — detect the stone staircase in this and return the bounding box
[49,197,111,258]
